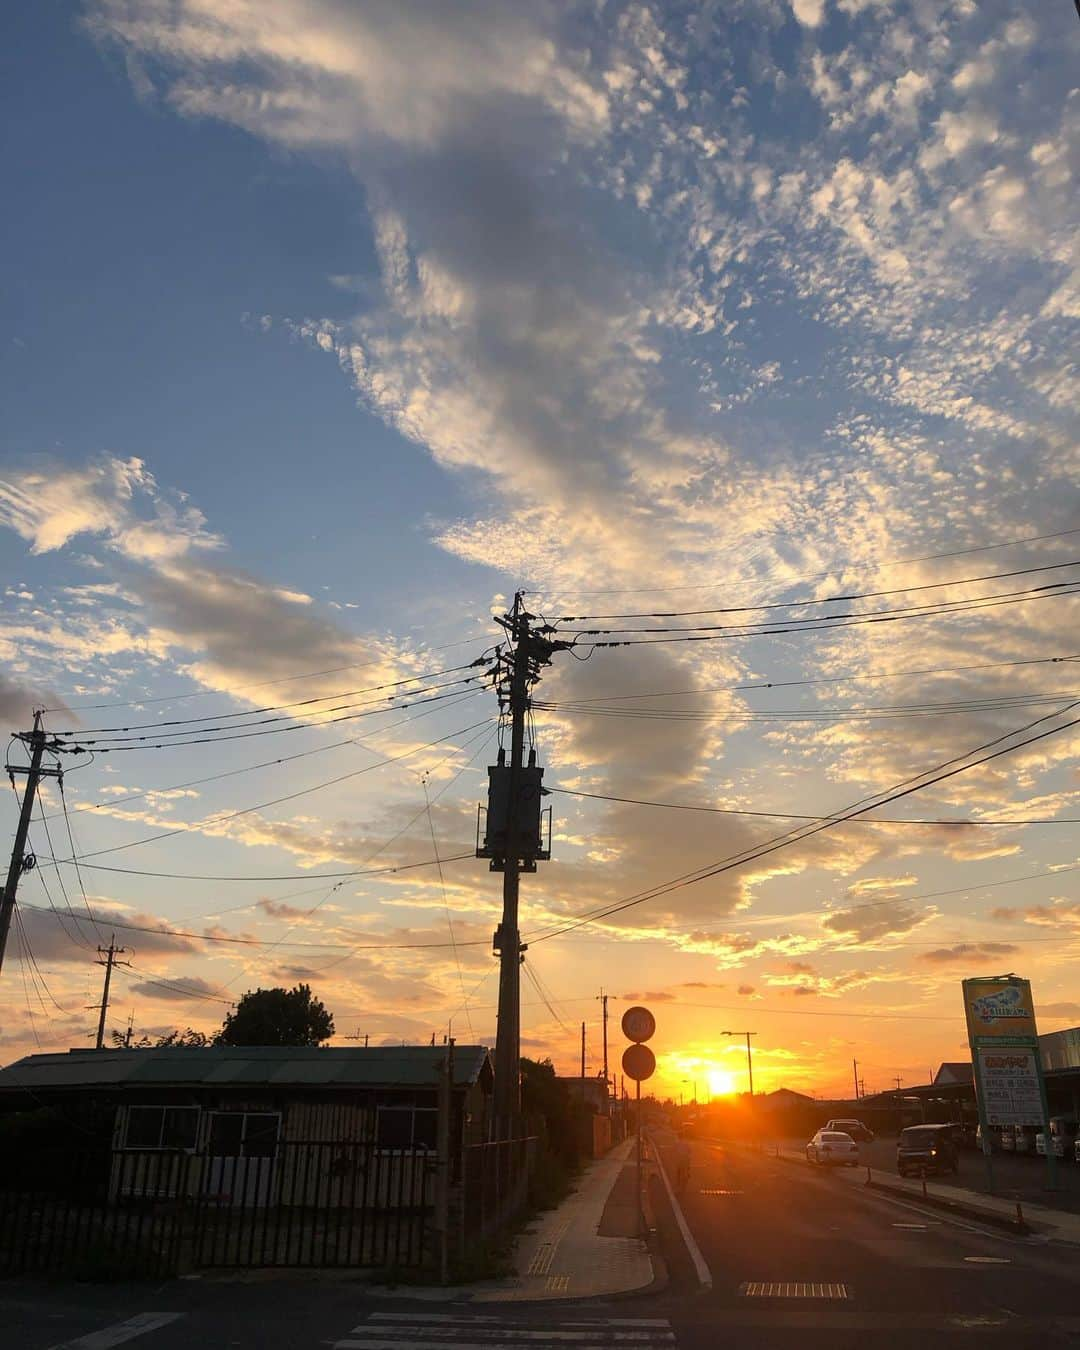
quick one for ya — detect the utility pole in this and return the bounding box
[1,712,60,977]
[92,936,130,1050]
[580,1020,586,1101]
[488,593,567,1136]
[723,1029,757,1097]
[894,1075,903,1093]
[598,990,609,1092]
[853,1059,860,1101]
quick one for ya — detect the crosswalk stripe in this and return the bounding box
[47,1314,184,1350]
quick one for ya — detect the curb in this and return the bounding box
[774,1149,1033,1236]
[862,1177,1029,1236]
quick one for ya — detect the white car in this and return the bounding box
[806,1129,860,1167]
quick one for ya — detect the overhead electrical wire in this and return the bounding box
[42,634,495,712]
[550,785,1080,826]
[557,559,1080,622]
[535,690,1080,725]
[530,653,1080,705]
[525,702,1080,945]
[50,661,493,736]
[43,682,493,752]
[562,580,1080,640]
[44,714,492,865]
[39,687,493,823]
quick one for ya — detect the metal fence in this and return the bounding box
[459,1135,536,1251]
[0,1140,434,1278]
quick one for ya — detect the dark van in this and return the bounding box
[897,1123,959,1177]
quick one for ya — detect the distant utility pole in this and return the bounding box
[894,1075,903,1093]
[92,936,131,1050]
[0,712,62,977]
[488,593,568,1135]
[580,1021,586,1100]
[344,1028,370,1046]
[853,1059,860,1101]
[598,989,610,1089]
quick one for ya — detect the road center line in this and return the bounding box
[47,1313,183,1350]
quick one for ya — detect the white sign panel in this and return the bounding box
[977,1047,1044,1126]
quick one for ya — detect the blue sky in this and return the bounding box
[1,1,1078,1096]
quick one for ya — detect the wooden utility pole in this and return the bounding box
[1,712,60,977]
[93,936,131,1050]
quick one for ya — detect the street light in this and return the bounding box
[722,1030,756,1097]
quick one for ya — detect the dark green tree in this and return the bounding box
[217,983,334,1047]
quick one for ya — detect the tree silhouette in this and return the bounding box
[217,983,334,1047]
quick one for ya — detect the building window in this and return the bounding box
[125,1105,199,1150]
[208,1111,280,1158]
[376,1106,437,1150]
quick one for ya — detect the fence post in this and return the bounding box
[436,1043,453,1282]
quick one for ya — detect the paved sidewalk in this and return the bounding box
[475,1135,653,1302]
[777,1145,1080,1246]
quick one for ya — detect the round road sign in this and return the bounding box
[621,1005,656,1043]
[622,1043,656,1082]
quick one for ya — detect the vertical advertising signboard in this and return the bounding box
[962,975,1055,1190]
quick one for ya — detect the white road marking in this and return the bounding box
[739,1281,851,1300]
[964,1256,1011,1264]
[47,1313,183,1350]
[652,1139,713,1290]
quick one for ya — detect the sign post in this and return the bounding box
[962,976,1056,1193]
[622,1007,656,1237]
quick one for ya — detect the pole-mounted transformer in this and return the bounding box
[476,746,551,873]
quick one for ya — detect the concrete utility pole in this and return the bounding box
[1,712,61,978]
[489,593,568,1135]
[723,1029,757,1097]
[92,936,131,1050]
[599,989,609,1091]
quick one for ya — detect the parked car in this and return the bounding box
[897,1123,959,1177]
[824,1118,874,1143]
[1037,1117,1079,1161]
[806,1130,860,1167]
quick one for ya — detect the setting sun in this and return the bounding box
[706,1068,736,1098]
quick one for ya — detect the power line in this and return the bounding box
[39,850,478,884]
[527,703,1080,945]
[564,581,1080,639]
[558,559,1080,621]
[42,634,493,712]
[39,686,489,822]
[47,715,492,864]
[533,653,1080,704]
[46,684,490,752]
[52,663,492,736]
[550,785,1080,826]
[536,690,1080,725]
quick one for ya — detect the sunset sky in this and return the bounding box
[2,1,1078,1102]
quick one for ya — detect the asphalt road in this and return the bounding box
[3,1136,1080,1350]
[781,1132,1080,1212]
